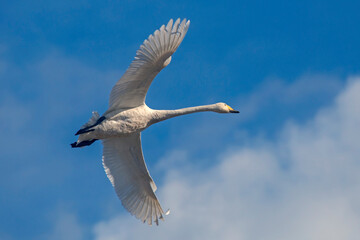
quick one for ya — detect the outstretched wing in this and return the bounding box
[102,133,165,225]
[108,18,190,111]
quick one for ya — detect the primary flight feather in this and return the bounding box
[71,18,239,225]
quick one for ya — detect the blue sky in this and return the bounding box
[1,1,360,239]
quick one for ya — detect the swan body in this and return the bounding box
[72,18,239,225]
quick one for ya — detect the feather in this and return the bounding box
[107,18,190,110]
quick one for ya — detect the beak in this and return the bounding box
[228,106,240,113]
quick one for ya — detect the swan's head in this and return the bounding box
[215,102,239,113]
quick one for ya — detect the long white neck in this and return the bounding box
[150,104,219,124]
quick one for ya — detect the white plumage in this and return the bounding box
[107,18,190,111]
[102,134,162,225]
[72,18,239,225]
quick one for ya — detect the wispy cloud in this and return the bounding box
[40,210,85,240]
[0,50,121,239]
[1,45,357,240]
[93,77,360,240]
[163,73,343,159]
[0,50,121,189]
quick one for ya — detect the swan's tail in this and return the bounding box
[71,139,97,148]
[71,111,104,148]
[75,111,106,135]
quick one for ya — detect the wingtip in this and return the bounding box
[170,18,189,23]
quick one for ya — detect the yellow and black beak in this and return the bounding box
[227,105,239,113]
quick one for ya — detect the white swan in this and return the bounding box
[71,18,239,225]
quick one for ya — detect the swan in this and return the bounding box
[71,18,239,225]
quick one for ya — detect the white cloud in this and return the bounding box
[166,73,343,156]
[0,50,122,187]
[0,51,122,239]
[30,50,122,120]
[238,73,343,119]
[93,77,360,240]
[40,211,85,240]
